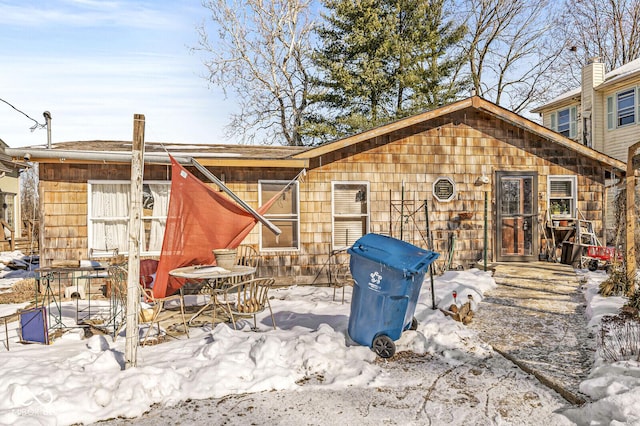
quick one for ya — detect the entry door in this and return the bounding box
[496,172,538,261]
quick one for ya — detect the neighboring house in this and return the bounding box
[531,57,640,162]
[0,138,27,251]
[6,96,626,284]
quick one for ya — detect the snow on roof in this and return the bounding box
[532,57,640,112]
[532,87,581,112]
[600,56,640,87]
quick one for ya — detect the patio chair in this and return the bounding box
[215,277,276,331]
[327,249,354,304]
[235,244,259,269]
[109,265,189,344]
[229,244,259,283]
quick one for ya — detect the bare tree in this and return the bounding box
[194,0,316,146]
[558,0,640,83]
[457,0,568,113]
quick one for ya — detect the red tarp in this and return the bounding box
[152,156,279,298]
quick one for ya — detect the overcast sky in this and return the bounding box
[0,0,235,148]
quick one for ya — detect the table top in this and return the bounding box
[36,266,106,273]
[169,264,255,279]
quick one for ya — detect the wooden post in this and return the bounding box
[625,141,640,291]
[125,114,145,369]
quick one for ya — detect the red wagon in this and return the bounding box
[582,245,623,271]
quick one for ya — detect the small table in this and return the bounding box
[169,265,256,325]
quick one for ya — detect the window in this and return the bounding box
[0,192,15,239]
[548,176,577,218]
[607,96,614,130]
[551,106,577,138]
[259,181,299,250]
[433,177,456,202]
[607,88,637,129]
[88,181,170,256]
[332,182,369,249]
[617,89,635,126]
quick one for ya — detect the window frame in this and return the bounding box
[87,180,170,257]
[258,180,300,252]
[617,88,636,127]
[547,175,577,219]
[607,88,638,130]
[551,106,577,138]
[331,181,370,251]
[0,192,16,238]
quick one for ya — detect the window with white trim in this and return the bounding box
[88,181,170,256]
[0,192,15,239]
[607,88,637,129]
[550,106,577,138]
[548,175,577,218]
[259,180,299,250]
[332,182,369,250]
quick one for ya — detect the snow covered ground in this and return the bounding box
[0,251,638,425]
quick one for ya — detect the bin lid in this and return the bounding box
[348,233,439,275]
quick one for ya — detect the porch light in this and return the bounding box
[475,174,489,186]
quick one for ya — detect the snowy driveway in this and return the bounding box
[469,262,594,404]
[98,350,573,425]
[95,262,595,426]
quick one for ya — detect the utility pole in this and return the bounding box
[125,114,145,368]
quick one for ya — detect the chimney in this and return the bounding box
[581,58,605,148]
[582,57,605,90]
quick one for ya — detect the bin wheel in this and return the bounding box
[409,317,418,331]
[372,335,396,358]
[588,259,599,272]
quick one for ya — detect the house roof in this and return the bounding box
[0,138,27,173]
[599,57,640,89]
[294,96,626,172]
[10,141,309,168]
[531,57,640,113]
[530,88,581,113]
[6,96,626,173]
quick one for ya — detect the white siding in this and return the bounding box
[600,83,640,162]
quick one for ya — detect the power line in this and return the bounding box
[0,97,46,131]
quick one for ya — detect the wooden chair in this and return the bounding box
[109,265,189,344]
[232,245,259,281]
[235,244,259,269]
[327,249,354,304]
[215,278,276,331]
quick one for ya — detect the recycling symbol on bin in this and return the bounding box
[368,271,383,290]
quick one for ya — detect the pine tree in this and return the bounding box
[393,0,467,115]
[307,0,466,142]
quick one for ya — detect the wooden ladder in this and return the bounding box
[577,219,600,246]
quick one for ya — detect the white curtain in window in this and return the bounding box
[147,184,169,251]
[333,184,368,248]
[91,184,130,252]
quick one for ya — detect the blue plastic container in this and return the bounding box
[347,233,439,357]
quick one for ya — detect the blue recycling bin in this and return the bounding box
[347,233,439,358]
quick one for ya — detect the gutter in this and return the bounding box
[3,148,309,168]
[4,148,179,165]
[5,147,283,236]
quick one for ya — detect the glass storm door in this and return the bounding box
[496,172,538,261]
